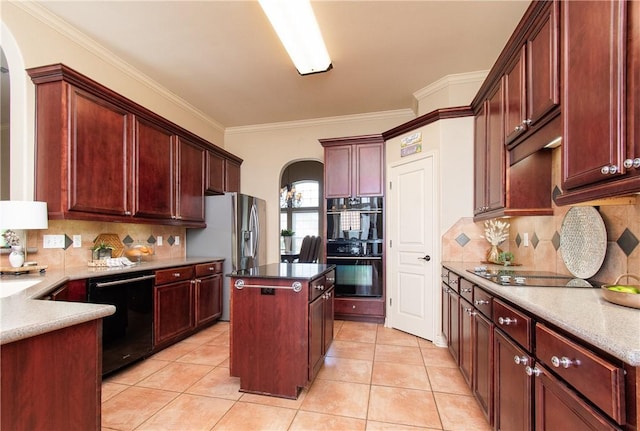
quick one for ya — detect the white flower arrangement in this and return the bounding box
[2,229,21,247]
[483,219,510,246]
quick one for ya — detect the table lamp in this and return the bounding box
[0,201,49,267]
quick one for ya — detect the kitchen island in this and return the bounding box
[229,263,335,399]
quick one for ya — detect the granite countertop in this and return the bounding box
[229,263,335,280]
[443,261,640,366]
[0,256,224,345]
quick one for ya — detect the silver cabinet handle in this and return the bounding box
[461,287,472,293]
[623,158,640,169]
[234,279,303,293]
[173,273,182,277]
[523,119,532,126]
[498,316,517,325]
[315,284,325,291]
[601,165,619,175]
[525,366,542,377]
[513,355,528,365]
[449,279,458,285]
[475,299,489,305]
[551,355,580,369]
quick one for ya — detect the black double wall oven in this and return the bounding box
[326,198,383,298]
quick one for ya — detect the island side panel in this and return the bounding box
[230,276,308,399]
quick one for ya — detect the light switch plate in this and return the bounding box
[73,235,82,248]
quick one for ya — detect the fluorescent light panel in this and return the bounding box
[259,0,332,75]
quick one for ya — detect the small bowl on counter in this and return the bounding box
[124,242,155,263]
[601,274,640,309]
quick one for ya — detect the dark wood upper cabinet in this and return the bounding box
[504,47,527,144]
[206,151,241,194]
[320,134,384,199]
[27,63,241,227]
[557,0,640,204]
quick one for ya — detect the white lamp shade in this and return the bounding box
[0,201,49,229]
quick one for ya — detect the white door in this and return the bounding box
[388,153,438,340]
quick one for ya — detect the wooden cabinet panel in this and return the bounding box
[324,145,353,198]
[536,324,625,423]
[441,282,451,346]
[459,298,473,386]
[448,290,460,364]
[69,88,131,216]
[494,328,533,431]
[1,320,102,431]
[355,142,384,197]
[154,280,194,346]
[473,311,493,424]
[473,105,488,214]
[334,297,384,322]
[177,137,205,222]
[561,0,627,190]
[155,266,194,285]
[309,293,324,378]
[225,158,241,193]
[195,274,222,327]
[206,151,225,194]
[473,286,492,318]
[135,117,175,220]
[535,365,622,431]
[493,298,532,351]
[486,81,505,213]
[504,47,527,144]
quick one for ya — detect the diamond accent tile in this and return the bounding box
[64,234,73,250]
[617,228,639,257]
[455,233,470,247]
[167,236,175,246]
[552,231,561,250]
[147,235,156,244]
[515,233,522,247]
[552,185,562,203]
[122,235,134,246]
[531,232,539,249]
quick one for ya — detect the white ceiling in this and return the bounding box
[34,0,530,129]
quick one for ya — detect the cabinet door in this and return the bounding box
[154,280,194,346]
[474,103,488,215]
[448,291,460,364]
[486,81,505,212]
[69,88,131,216]
[135,117,175,220]
[459,298,473,386]
[504,47,527,144]
[562,0,627,190]
[323,287,334,354]
[309,294,324,379]
[225,159,241,193]
[195,274,222,327]
[355,142,384,197]
[441,283,451,345]
[527,1,560,125]
[177,137,205,222]
[535,365,622,431]
[206,151,225,194]
[494,329,533,431]
[324,145,353,198]
[473,311,493,424]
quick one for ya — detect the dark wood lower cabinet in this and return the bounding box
[459,298,473,386]
[473,311,493,424]
[1,320,102,430]
[493,328,533,431]
[154,279,194,346]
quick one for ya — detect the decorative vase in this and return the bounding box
[283,236,292,252]
[9,246,25,268]
[486,245,502,264]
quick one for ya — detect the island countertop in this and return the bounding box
[228,263,335,280]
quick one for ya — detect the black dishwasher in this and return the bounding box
[87,271,155,376]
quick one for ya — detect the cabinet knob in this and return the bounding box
[514,125,524,132]
[464,307,477,316]
[124,211,131,215]
[449,279,458,285]
[475,299,489,305]
[513,355,528,366]
[173,273,181,277]
[523,119,532,126]
[315,285,325,291]
[551,355,580,369]
[461,287,472,293]
[498,316,517,325]
[623,158,640,169]
[525,366,542,377]
[352,305,356,309]
[601,165,619,175]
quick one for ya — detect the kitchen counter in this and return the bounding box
[443,261,640,366]
[0,256,224,345]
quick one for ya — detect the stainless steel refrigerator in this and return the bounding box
[186,193,266,320]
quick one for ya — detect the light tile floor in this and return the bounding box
[102,320,491,431]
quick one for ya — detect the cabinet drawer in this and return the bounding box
[459,278,474,303]
[324,270,336,289]
[535,324,625,424]
[335,298,384,317]
[155,266,194,285]
[441,269,459,293]
[195,261,222,277]
[473,286,493,318]
[493,299,532,350]
[310,276,327,301]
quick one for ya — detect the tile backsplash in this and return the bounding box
[15,220,186,270]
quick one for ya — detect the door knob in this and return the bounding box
[419,255,431,261]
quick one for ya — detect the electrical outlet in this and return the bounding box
[43,235,65,249]
[523,233,529,247]
[175,236,180,245]
[157,236,163,246]
[73,235,82,248]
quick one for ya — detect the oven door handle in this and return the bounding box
[94,274,156,288]
[327,256,382,260]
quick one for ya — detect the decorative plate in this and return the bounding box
[560,206,607,279]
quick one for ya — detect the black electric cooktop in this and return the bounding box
[466,267,603,288]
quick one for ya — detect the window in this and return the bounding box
[280,179,320,252]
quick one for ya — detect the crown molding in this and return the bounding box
[14,1,225,134]
[413,70,488,100]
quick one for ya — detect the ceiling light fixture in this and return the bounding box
[259,0,332,75]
